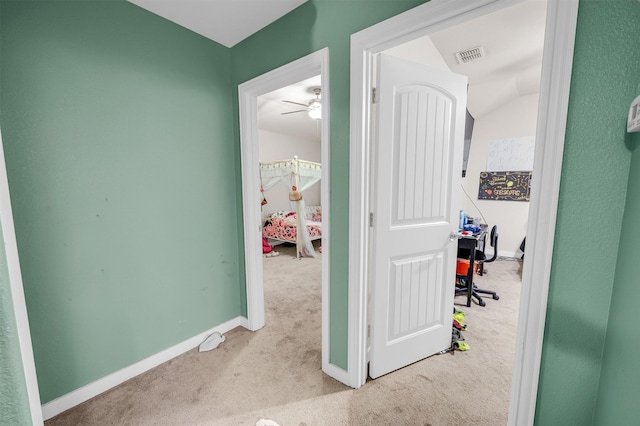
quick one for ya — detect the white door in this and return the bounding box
[369,54,467,378]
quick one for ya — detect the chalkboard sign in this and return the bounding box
[478,171,531,202]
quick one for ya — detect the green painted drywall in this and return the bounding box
[535,1,640,424]
[593,134,640,425]
[230,0,425,370]
[0,1,241,403]
[0,220,33,424]
[592,12,640,426]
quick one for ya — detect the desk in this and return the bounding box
[456,227,487,307]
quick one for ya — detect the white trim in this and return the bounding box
[237,49,337,379]
[348,32,373,390]
[322,361,349,386]
[508,1,578,424]
[497,250,519,259]
[41,316,247,420]
[0,127,44,425]
[348,2,578,426]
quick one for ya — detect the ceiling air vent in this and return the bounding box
[455,46,485,64]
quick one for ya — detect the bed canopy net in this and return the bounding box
[260,156,321,258]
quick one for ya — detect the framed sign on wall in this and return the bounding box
[478,171,532,202]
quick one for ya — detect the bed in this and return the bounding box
[260,157,321,258]
[262,205,322,244]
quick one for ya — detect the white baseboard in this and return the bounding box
[41,316,248,420]
[497,250,519,259]
[322,361,350,387]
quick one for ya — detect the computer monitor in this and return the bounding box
[462,109,474,178]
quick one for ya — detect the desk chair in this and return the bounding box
[455,225,500,307]
[478,225,498,276]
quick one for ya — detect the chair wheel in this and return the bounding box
[479,300,486,307]
[493,295,500,300]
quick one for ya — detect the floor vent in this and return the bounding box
[455,46,485,64]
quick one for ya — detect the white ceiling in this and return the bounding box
[127,0,547,141]
[127,0,307,48]
[427,0,547,119]
[258,75,322,142]
[385,0,547,119]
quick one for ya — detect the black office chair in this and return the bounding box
[455,225,500,307]
[478,225,498,276]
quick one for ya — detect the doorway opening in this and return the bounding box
[257,74,324,376]
[257,74,323,260]
[348,0,578,425]
[367,0,542,373]
[238,48,340,380]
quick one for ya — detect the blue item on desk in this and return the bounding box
[464,224,482,233]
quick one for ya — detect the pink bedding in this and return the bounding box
[262,210,321,243]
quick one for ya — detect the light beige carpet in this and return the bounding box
[46,243,521,425]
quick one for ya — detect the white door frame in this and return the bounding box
[238,48,342,381]
[0,128,44,424]
[348,1,578,426]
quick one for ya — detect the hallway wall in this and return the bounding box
[0,0,240,404]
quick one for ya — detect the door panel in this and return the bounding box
[392,85,451,224]
[369,54,467,379]
[388,253,443,340]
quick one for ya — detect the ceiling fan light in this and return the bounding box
[308,98,322,120]
[308,107,322,120]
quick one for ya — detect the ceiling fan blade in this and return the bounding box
[282,100,309,108]
[281,110,307,115]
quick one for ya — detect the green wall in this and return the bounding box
[230,0,425,370]
[0,0,241,404]
[594,133,640,425]
[592,4,640,421]
[535,1,640,424]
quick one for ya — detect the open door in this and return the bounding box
[369,54,467,378]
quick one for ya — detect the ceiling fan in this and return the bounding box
[281,87,322,120]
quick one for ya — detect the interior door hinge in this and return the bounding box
[369,212,374,227]
[372,88,377,104]
[368,324,371,338]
